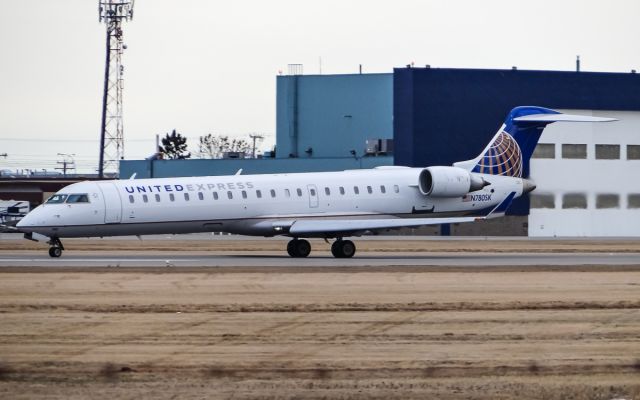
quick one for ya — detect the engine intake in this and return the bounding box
[419,166,487,197]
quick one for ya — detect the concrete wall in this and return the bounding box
[529,110,640,237]
[276,74,393,159]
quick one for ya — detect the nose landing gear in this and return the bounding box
[47,237,64,258]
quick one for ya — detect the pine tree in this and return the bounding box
[158,129,191,159]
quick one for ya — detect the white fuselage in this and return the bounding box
[17,167,523,239]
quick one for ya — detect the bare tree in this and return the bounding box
[196,134,252,159]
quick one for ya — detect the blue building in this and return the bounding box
[276,73,393,159]
[393,67,640,215]
[120,73,394,179]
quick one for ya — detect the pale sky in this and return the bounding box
[1,0,639,172]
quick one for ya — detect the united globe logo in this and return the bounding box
[473,131,523,177]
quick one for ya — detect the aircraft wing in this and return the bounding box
[287,216,479,236]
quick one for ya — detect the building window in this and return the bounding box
[285,189,291,198]
[296,188,302,197]
[142,194,148,203]
[129,195,134,203]
[270,189,276,198]
[155,194,161,202]
[562,193,587,209]
[184,193,189,201]
[562,144,587,159]
[339,186,345,195]
[213,192,219,200]
[198,192,204,200]
[227,191,233,199]
[169,193,175,202]
[596,194,619,209]
[353,186,359,195]
[532,143,555,159]
[242,190,247,199]
[256,190,262,198]
[530,193,555,209]
[595,144,620,160]
[367,186,373,194]
[325,187,330,195]
[380,185,386,194]
[628,194,640,209]
[627,145,640,160]
[394,185,399,193]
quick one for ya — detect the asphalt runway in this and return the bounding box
[0,251,639,267]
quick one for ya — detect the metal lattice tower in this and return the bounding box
[98,0,134,178]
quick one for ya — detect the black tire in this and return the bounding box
[340,240,356,258]
[49,247,62,258]
[287,240,297,257]
[331,240,356,258]
[331,240,344,258]
[294,239,311,258]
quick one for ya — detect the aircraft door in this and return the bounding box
[307,184,319,208]
[98,182,122,223]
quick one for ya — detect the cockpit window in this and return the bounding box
[46,194,68,204]
[66,194,90,203]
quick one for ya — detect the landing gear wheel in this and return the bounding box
[331,240,356,258]
[287,239,311,258]
[48,246,62,258]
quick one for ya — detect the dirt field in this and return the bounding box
[1,239,640,399]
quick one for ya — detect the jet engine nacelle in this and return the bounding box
[418,166,487,197]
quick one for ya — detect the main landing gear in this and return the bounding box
[286,238,356,258]
[47,237,64,258]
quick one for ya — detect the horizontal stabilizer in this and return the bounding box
[513,114,617,123]
[288,217,479,236]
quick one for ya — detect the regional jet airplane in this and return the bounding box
[16,106,614,258]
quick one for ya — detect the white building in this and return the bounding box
[529,109,640,236]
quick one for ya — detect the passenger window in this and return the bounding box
[285,189,291,197]
[66,194,90,203]
[270,189,276,198]
[325,187,330,195]
[394,185,399,193]
[169,193,175,202]
[155,194,161,202]
[256,190,262,198]
[129,195,134,203]
[46,194,68,204]
[380,185,386,194]
[367,186,372,194]
[227,191,233,199]
[213,192,219,200]
[198,192,204,200]
[184,193,190,201]
[242,190,247,199]
[143,194,149,203]
[339,187,345,195]
[354,186,359,195]
[296,188,302,197]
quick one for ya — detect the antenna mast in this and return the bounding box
[98,0,134,178]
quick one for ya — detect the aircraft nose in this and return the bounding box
[16,213,32,231]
